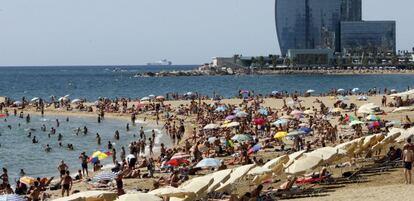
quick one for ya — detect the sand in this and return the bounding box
[2,94,414,200]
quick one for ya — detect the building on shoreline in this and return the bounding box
[275,0,396,64]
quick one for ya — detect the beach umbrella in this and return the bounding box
[392,107,412,113]
[225,115,236,120]
[385,120,401,127]
[215,106,226,112]
[357,103,380,114]
[203,123,220,130]
[349,120,365,126]
[88,151,110,163]
[337,96,349,101]
[171,152,191,160]
[357,96,368,101]
[215,164,256,193]
[13,101,22,106]
[71,99,82,104]
[58,97,68,102]
[165,159,190,167]
[331,108,343,113]
[148,94,155,98]
[352,88,360,92]
[195,158,222,168]
[370,121,381,128]
[248,144,262,154]
[149,186,195,198]
[31,97,40,102]
[207,169,232,193]
[140,97,150,101]
[185,92,194,96]
[262,155,289,173]
[231,134,252,142]
[52,191,118,201]
[0,114,6,118]
[306,89,315,93]
[303,109,313,115]
[116,193,162,201]
[298,127,312,134]
[240,90,249,94]
[285,155,323,175]
[235,111,248,118]
[253,118,266,125]
[19,176,36,186]
[258,108,268,115]
[306,147,345,164]
[93,171,116,181]
[272,119,288,126]
[0,194,26,201]
[179,175,213,199]
[273,131,288,139]
[284,150,307,168]
[287,130,307,137]
[208,137,218,143]
[290,110,303,116]
[156,96,165,100]
[223,122,240,128]
[271,90,279,95]
[337,88,345,92]
[366,114,380,121]
[232,108,241,114]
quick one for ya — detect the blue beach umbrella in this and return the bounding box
[231,134,253,142]
[236,111,248,118]
[298,127,313,134]
[258,108,268,116]
[215,106,226,112]
[272,119,288,126]
[287,130,307,137]
[195,158,222,168]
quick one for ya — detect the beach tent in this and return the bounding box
[215,164,256,193]
[52,191,117,201]
[116,193,162,201]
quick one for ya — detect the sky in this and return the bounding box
[0,0,412,66]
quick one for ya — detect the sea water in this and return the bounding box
[1,66,414,100]
[0,114,170,182]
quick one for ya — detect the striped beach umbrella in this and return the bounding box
[93,171,117,181]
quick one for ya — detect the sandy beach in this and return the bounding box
[1,92,414,201]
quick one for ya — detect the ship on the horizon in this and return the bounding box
[146,59,172,66]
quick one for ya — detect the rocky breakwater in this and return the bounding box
[134,65,250,77]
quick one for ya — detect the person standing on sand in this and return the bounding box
[58,160,69,178]
[402,143,414,184]
[60,171,73,197]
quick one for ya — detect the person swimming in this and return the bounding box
[45,144,52,152]
[32,136,38,143]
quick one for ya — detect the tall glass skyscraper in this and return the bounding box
[275,0,345,55]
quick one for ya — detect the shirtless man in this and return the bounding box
[30,181,41,201]
[402,143,414,184]
[58,160,68,178]
[60,171,73,197]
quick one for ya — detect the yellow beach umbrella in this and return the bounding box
[274,131,288,139]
